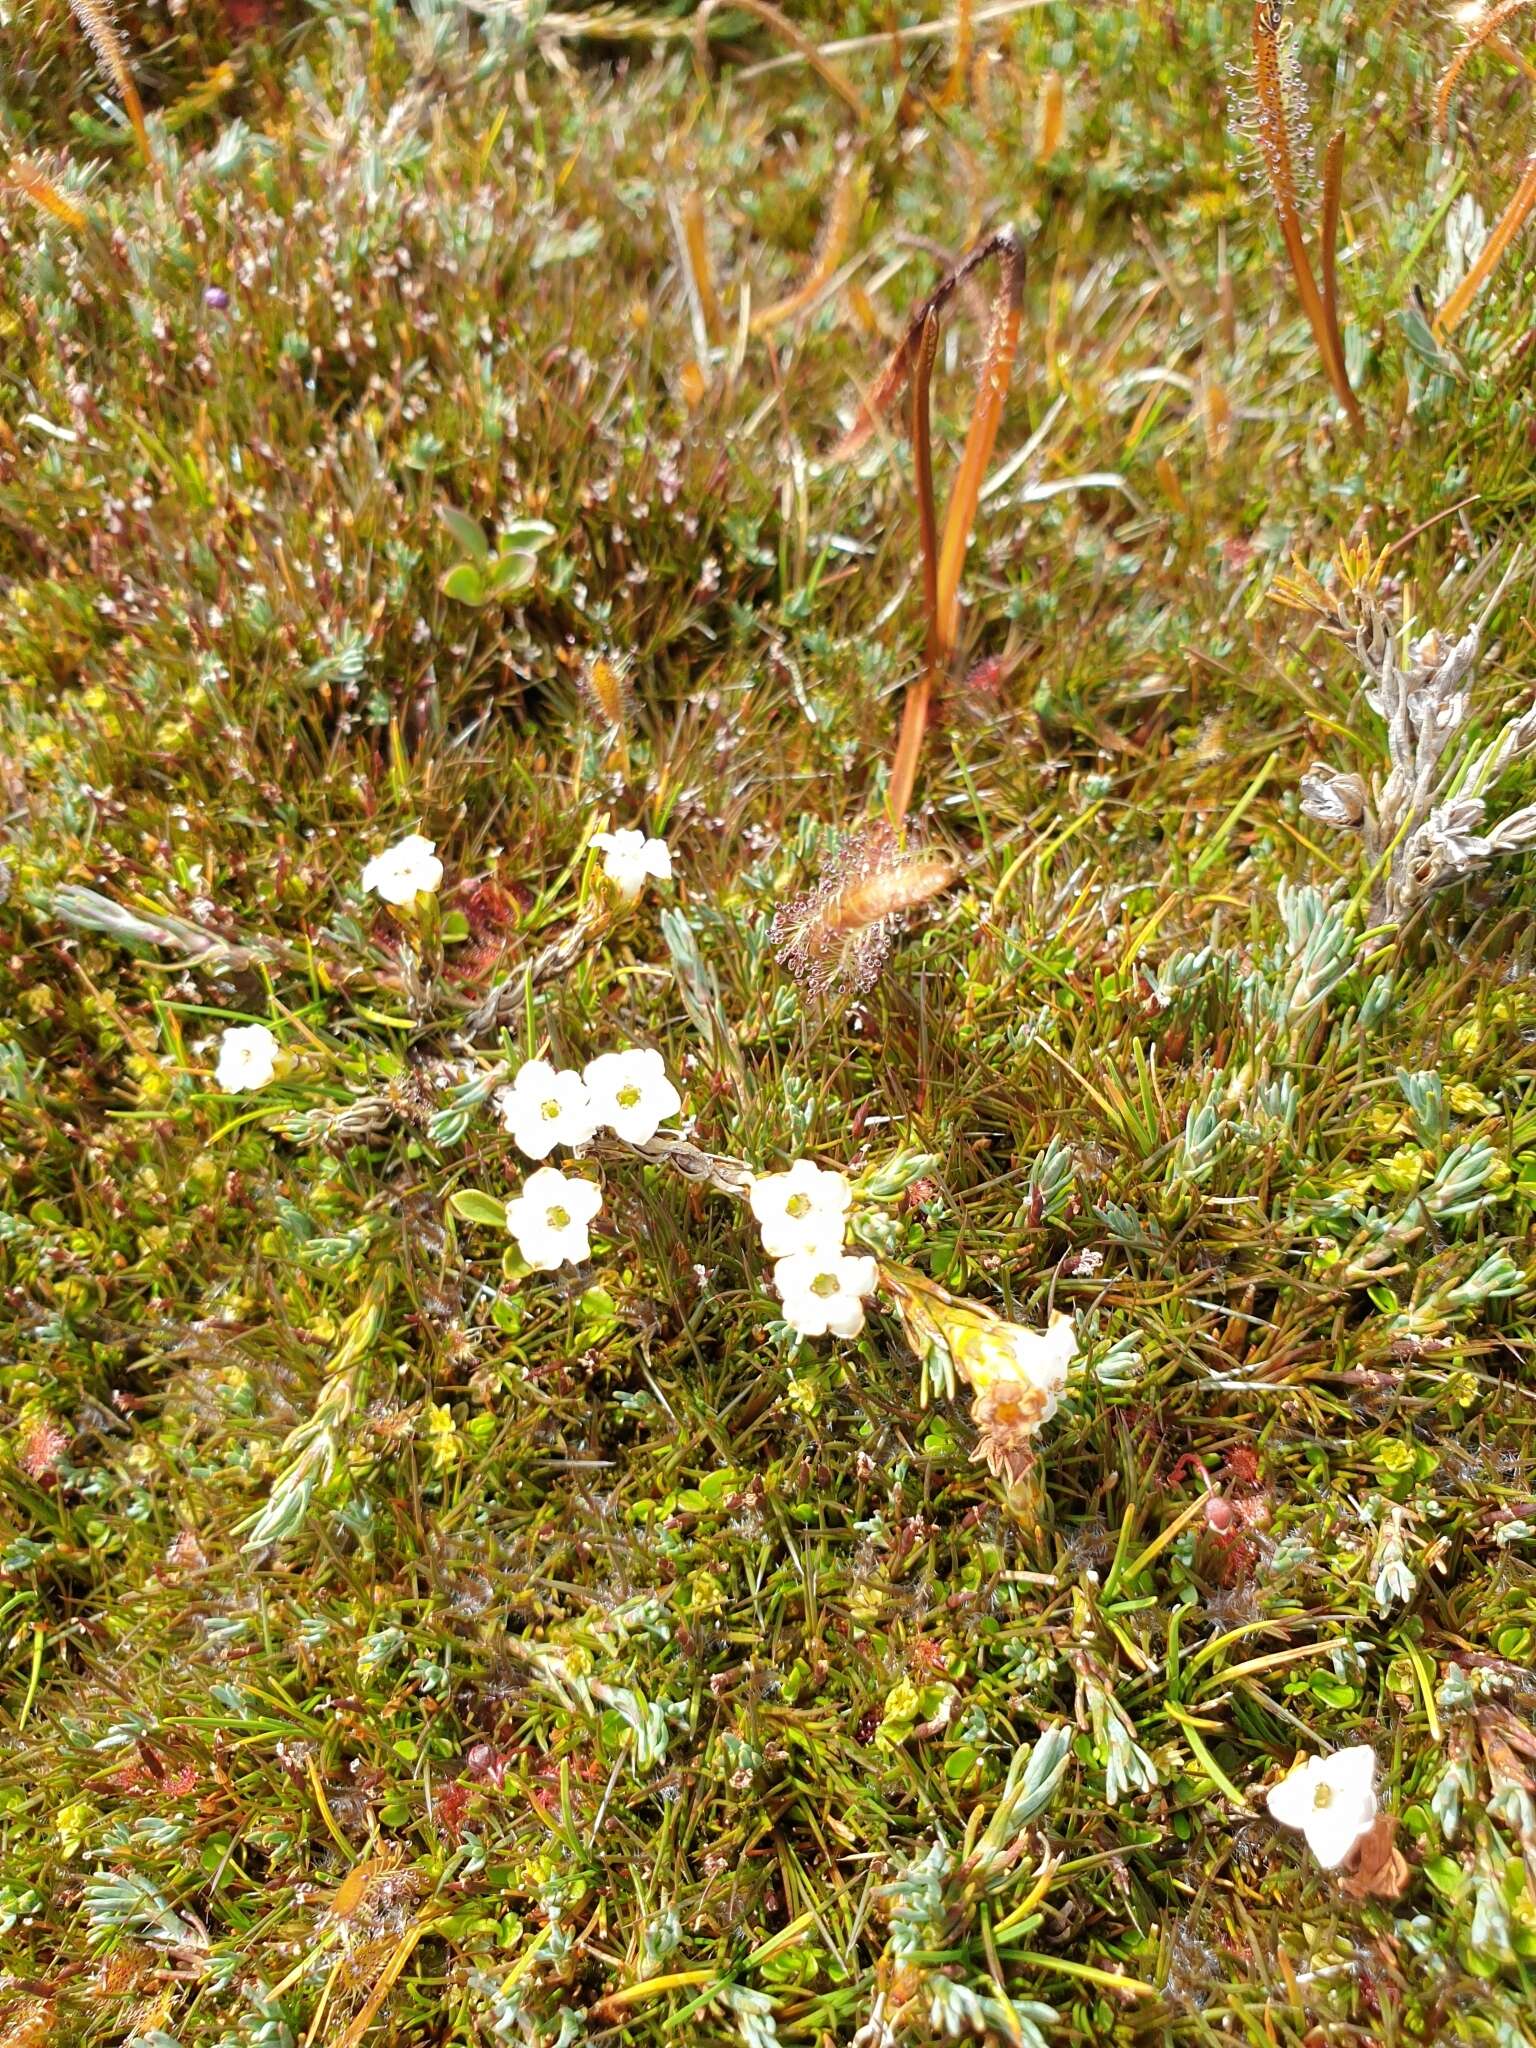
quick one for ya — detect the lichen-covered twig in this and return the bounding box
[46,885,289,972]
[1279,551,1536,922]
[459,907,609,1036]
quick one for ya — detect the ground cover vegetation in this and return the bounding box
[3,0,1536,2042]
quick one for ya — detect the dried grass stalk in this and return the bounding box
[680,189,724,345]
[1036,69,1064,161]
[4,156,89,232]
[693,0,865,124]
[67,0,152,164]
[1436,153,1536,334]
[833,226,1025,823]
[749,155,862,337]
[940,0,975,108]
[1250,2,1362,432]
[1435,0,1536,134]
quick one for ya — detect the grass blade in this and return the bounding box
[934,227,1024,658]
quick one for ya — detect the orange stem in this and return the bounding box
[1436,152,1536,334]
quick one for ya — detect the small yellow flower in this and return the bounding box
[783,1373,821,1418]
[1445,1368,1480,1410]
[1451,1020,1483,1058]
[424,1402,460,1472]
[1447,1082,1498,1117]
[1375,1147,1426,1195]
[57,1800,92,1857]
[687,1570,726,1613]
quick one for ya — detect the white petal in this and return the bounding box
[552,1220,592,1266]
[508,1112,559,1161]
[1265,1759,1322,1831]
[520,1231,565,1271]
[1326,1746,1378,1807]
[1304,1799,1372,1870]
[841,1255,878,1300]
[779,1289,830,1338]
[824,1296,867,1339]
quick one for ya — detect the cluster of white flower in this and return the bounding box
[748,1160,878,1340]
[495,1050,680,1157]
[355,825,673,912]
[213,825,674,1092]
[496,1050,682,1271]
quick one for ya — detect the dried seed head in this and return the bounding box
[580,649,634,731]
[771,825,959,995]
[970,1379,1048,1484]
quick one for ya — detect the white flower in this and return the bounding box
[504,1167,603,1271]
[215,1023,280,1093]
[749,1160,852,1258]
[592,828,672,902]
[495,1059,599,1159]
[361,833,443,907]
[1265,1746,1378,1869]
[583,1048,682,1144]
[774,1249,878,1340]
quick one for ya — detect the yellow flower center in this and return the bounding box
[1312,1783,1333,1810]
[541,1098,562,1121]
[546,1205,571,1230]
[811,1272,839,1298]
[786,1192,812,1218]
[617,1083,641,1108]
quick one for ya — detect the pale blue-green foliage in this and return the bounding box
[1277,882,1357,1023]
[1447,1251,1524,1305]
[1025,1133,1076,1221]
[1397,1067,1447,1142]
[1358,971,1396,1026]
[83,1868,200,1947]
[1432,1755,1474,1840]
[1170,1090,1228,1184]
[1422,1139,1502,1220]
[716,1982,779,2048]
[1081,1674,1159,1805]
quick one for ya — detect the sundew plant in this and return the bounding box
[4,2,1536,2045]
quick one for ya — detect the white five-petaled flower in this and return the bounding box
[495,1059,599,1159]
[583,1048,682,1145]
[1265,1745,1378,1870]
[504,1168,603,1271]
[591,828,673,902]
[215,1023,280,1093]
[749,1160,852,1258]
[361,833,444,907]
[774,1250,879,1341]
